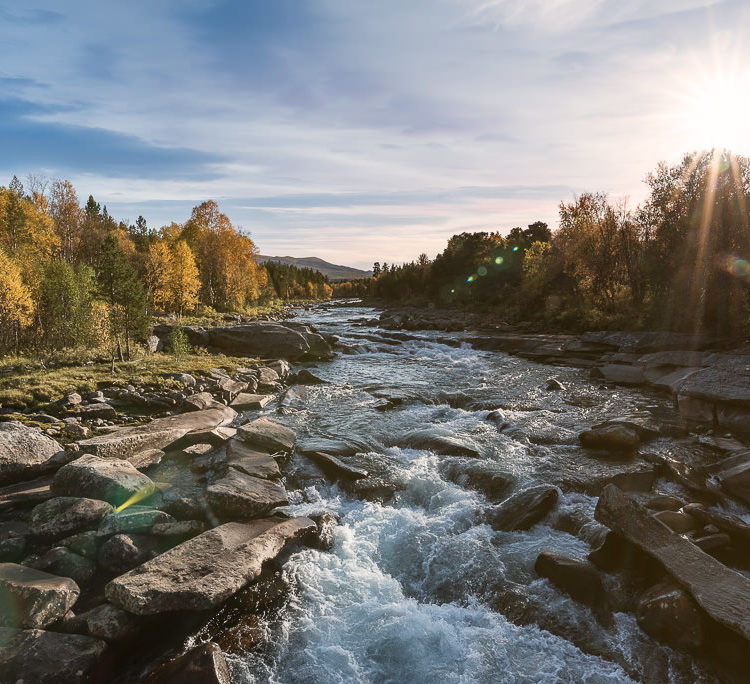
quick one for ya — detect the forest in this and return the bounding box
[0,178,331,358]
[338,150,750,338]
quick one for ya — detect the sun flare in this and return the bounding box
[684,71,750,154]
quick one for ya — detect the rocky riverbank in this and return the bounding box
[0,320,336,682]
[3,306,750,680]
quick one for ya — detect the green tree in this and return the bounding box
[38,260,96,349]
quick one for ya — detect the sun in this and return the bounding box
[683,71,750,154]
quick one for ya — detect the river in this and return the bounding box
[227,303,713,683]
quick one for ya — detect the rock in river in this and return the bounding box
[0,563,80,628]
[579,424,640,452]
[51,454,157,508]
[237,417,296,453]
[207,322,332,360]
[226,439,281,479]
[595,484,750,643]
[636,582,704,650]
[143,641,231,684]
[0,422,67,486]
[105,517,316,614]
[487,485,558,531]
[206,468,288,520]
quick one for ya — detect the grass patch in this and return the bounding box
[0,349,255,410]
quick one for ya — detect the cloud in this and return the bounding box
[0,96,224,179]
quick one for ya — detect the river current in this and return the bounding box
[228,303,712,683]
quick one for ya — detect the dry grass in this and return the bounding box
[0,349,254,410]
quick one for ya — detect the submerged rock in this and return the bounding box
[305,451,369,480]
[0,563,80,628]
[0,422,67,486]
[487,485,558,531]
[438,458,515,500]
[105,517,315,614]
[399,428,481,458]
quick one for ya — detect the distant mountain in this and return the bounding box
[257,255,372,281]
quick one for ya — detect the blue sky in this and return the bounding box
[1,0,748,268]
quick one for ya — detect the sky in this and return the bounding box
[1,0,749,269]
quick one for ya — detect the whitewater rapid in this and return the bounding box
[227,304,708,683]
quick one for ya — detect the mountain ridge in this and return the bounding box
[257,255,372,281]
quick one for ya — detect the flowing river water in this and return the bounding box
[226,303,716,683]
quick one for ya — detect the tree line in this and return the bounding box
[334,150,750,337]
[0,178,331,357]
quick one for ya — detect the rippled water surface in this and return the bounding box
[229,304,710,683]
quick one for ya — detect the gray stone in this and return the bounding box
[98,534,154,574]
[32,547,96,586]
[51,455,157,508]
[226,440,280,479]
[0,475,53,513]
[595,484,750,643]
[77,406,236,459]
[579,424,640,452]
[30,497,113,539]
[60,531,99,560]
[716,453,750,506]
[487,485,558,531]
[438,458,515,500]
[653,509,697,534]
[305,452,369,480]
[266,359,291,379]
[292,369,326,384]
[184,392,222,411]
[105,517,315,614]
[73,602,139,643]
[297,438,359,457]
[230,393,275,410]
[0,563,80,628]
[0,422,67,486]
[599,364,646,385]
[98,507,173,536]
[207,323,313,360]
[128,447,165,470]
[0,627,107,683]
[399,428,481,458]
[151,520,207,538]
[75,403,117,421]
[206,469,288,520]
[545,378,566,391]
[237,417,296,453]
[216,377,248,401]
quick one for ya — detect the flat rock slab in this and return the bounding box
[0,422,67,486]
[105,517,315,614]
[679,355,750,406]
[305,452,369,480]
[226,440,280,479]
[51,454,157,509]
[98,507,173,536]
[230,393,274,410]
[128,448,165,470]
[237,417,296,453]
[78,406,237,459]
[487,485,558,531]
[595,484,750,643]
[0,627,107,683]
[0,563,80,628]
[30,497,113,539]
[206,469,288,520]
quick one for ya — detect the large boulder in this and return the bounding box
[0,627,107,683]
[51,455,157,508]
[97,507,173,536]
[207,323,321,360]
[438,458,515,500]
[595,484,750,643]
[0,422,67,486]
[206,469,288,520]
[237,417,296,453]
[77,406,236,459]
[636,582,704,650]
[105,517,315,614]
[30,497,113,539]
[31,547,96,586]
[487,485,558,531]
[0,563,80,628]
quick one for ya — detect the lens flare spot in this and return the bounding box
[466,275,474,283]
[450,288,455,294]
[512,246,519,252]
[494,256,503,265]
[477,266,487,276]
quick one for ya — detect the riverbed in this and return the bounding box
[229,303,717,683]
